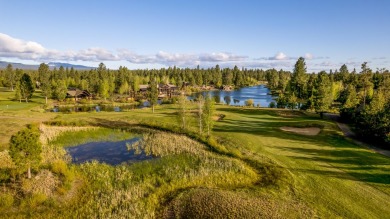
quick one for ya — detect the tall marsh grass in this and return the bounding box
[2,122,286,218]
[57,129,259,218]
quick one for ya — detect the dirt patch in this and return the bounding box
[280,127,321,136]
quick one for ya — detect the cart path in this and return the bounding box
[324,113,390,158]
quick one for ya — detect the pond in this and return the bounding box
[52,100,165,113]
[52,104,139,113]
[66,137,154,165]
[188,85,277,107]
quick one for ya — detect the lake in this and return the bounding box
[188,85,277,107]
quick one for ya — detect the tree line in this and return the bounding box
[0,59,389,145]
[265,57,390,146]
[0,63,269,103]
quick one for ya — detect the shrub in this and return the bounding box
[78,99,88,104]
[161,98,172,104]
[259,164,284,186]
[245,99,254,107]
[269,102,276,108]
[51,160,68,176]
[21,193,47,208]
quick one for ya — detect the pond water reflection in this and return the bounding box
[188,85,277,107]
[66,137,154,165]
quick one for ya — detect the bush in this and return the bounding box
[259,164,284,186]
[269,102,276,108]
[245,99,254,107]
[161,98,173,104]
[21,193,47,208]
[51,160,67,176]
[51,160,74,189]
[0,193,14,208]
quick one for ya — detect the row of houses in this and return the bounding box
[66,83,180,100]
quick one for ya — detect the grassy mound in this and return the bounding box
[162,188,314,219]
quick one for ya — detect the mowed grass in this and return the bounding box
[50,104,390,218]
[1,90,390,218]
[213,106,390,218]
[0,88,55,150]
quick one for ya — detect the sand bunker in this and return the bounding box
[280,127,321,136]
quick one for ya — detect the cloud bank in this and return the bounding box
[0,32,333,70]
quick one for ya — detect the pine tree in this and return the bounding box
[38,63,51,104]
[290,57,308,100]
[314,71,333,118]
[5,64,15,91]
[358,62,373,109]
[19,73,35,103]
[56,80,68,101]
[9,124,42,179]
[14,81,22,102]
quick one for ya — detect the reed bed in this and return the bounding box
[39,124,96,146]
[49,128,259,218]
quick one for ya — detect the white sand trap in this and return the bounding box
[280,127,321,136]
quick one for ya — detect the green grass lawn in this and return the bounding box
[49,104,390,218]
[213,106,390,218]
[1,92,390,218]
[0,88,55,149]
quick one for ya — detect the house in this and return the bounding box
[158,83,178,97]
[66,87,91,101]
[222,85,233,91]
[139,85,149,92]
[138,83,179,98]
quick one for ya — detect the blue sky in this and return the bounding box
[0,0,389,71]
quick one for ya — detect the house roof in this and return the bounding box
[139,85,149,90]
[67,88,91,97]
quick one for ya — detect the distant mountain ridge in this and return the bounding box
[0,61,94,70]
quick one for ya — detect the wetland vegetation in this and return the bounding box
[0,58,389,218]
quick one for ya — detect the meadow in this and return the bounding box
[0,88,389,218]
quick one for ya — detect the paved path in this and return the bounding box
[324,113,390,158]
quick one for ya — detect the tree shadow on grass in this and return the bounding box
[214,107,390,185]
[289,167,390,185]
[277,146,390,185]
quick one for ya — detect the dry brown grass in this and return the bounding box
[0,150,15,168]
[39,124,96,164]
[39,124,96,145]
[162,188,315,219]
[21,169,59,197]
[130,131,209,157]
[0,111,55,150]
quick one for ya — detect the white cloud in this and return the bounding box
[1,32,366,71]
[272,52,288,60]
[0,33,46,54]
[199,52,247,62]
[0,33,253,66]
[304,53,313,60]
